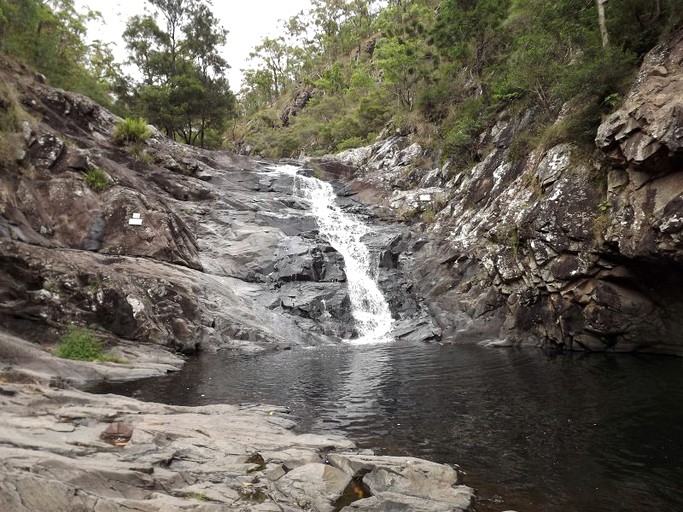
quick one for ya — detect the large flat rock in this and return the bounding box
[0,382,474,512]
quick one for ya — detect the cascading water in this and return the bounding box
[276,164,393,344]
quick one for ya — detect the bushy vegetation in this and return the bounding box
[84,167,110,192]
[113,117,151,145]
[1,0,236,149]
[121,0,236,148]
[0,0,122,107]
[54,326,125,363]
[54,327,104,361]
[234,0,683,167]
[3,0,682,163]
[0,77,27,168]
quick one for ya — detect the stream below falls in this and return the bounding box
[93,341,683,512]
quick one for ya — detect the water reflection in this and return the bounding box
[92,342,683,512]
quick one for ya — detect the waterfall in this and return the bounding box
[276,164,393,344]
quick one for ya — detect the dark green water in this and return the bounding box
[93,342,683,512]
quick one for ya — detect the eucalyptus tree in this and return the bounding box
[432,0,510,81]
[248,36,291,99]
[374,1,436,110]
[123,0,235,147]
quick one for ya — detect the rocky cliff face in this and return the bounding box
[0,57,432,379]
[3,27,681,363]
[330,32,683,355]
[0,59,472,512]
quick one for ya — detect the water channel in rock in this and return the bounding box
[93,341,683,512]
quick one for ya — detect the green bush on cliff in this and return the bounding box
[54,327,104,361]
[232,0,683,169]
[84,167,110,192]
[113,117,151,145]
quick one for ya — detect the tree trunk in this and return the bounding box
[200,118,206,148]
[596,0,609,48]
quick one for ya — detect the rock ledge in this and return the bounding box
[0,380,474,512]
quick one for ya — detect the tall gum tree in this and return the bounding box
[123,0,235,147]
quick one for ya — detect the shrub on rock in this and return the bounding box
[113,117,151,145]
[84,167,110,192]
[54,327,104,361]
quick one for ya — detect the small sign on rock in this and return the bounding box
[128,213,143,226]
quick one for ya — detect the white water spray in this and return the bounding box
[276,165,393,344]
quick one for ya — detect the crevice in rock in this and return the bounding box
[332,476,373,511]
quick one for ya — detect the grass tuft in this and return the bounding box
[54,327,127,363]
[113,117,151,145]
[84,167,110,192]
[54,327,104,361]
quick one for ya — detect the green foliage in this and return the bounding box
[0,130,22,169]
[0,77,31,169]
[506,130,534,167]
[186,493,207,501]
[129,144,155,164]
[113,117,151,145]
[123,0,236,147]
[605,0,683,55]
[54,327,103,361]
[241,79,392,158]
[441,96,488,169]
[337,136,367,151]
[598,199,612,212]
[2,0,679,171]
[84,167,109,192]
[0,81,19,132]
[417,81,452,124]
[234,0,683,171]
[0,0,119,106]
[316,63,346,94]
[421,205,437,223]
[373,3,436,111]
[544,107,596,150]
[432,0,510,77]
[54,327,127,363]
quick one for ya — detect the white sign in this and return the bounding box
[419,194,431,202]
[128,212,143,226]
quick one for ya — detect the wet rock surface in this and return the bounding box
[0,381,474,511]
[0,57,434,371]
[0,56,469,510]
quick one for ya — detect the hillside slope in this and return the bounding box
[321,30,683,355]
